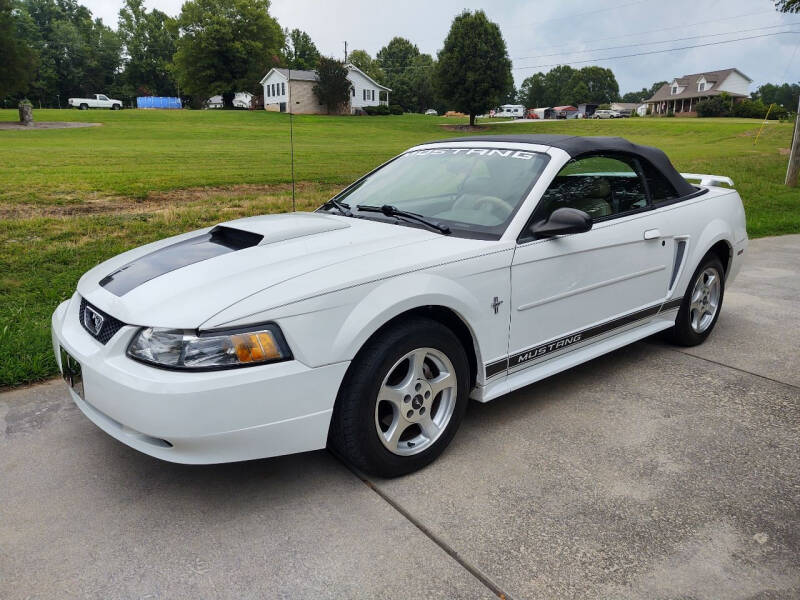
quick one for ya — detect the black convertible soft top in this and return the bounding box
[430,134,696,197]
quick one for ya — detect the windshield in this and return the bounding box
[330,147,550,239]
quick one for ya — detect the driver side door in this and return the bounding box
[507,154,673,375]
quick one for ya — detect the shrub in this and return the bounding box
[375,104,390,115]
[363,105,377,115]
[695,96,730,118]
[389,104,403,115]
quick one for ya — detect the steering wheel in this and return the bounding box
[452,195,512,219]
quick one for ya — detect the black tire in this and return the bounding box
[329,317,470,477]
[80,104,88,110]
[112,104,121,110]
[665,254,725,346]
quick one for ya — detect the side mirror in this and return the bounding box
[530,207,593,238]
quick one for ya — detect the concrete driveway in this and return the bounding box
[2,235,798,600]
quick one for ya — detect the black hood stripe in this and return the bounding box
[100,226,262,296]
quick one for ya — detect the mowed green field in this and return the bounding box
[0,108,796,388]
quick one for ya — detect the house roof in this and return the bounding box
[647,68,751,102]
[344,63,391,91]
[260,65,391,91]
[428,134,697,197]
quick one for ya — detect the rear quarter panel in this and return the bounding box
[655,187,747,297]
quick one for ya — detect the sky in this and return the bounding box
[81,0,800,94]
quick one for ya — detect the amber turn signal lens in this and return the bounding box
[231,332,281,363]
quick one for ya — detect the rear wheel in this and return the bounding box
[80,103,88,110]
[665,254,725,346]
[111,104,121,110]
[329,317,470,477]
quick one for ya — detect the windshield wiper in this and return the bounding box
[321,198,353,217]
[356,204,451,235]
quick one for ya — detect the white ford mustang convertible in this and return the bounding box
[52,135,747,476]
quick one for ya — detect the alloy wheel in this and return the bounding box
[374,347,458,456]
[689,267,721,333]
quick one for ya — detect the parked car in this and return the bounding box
[68,94,122,110]
[593,109,622,119]
[424,109,438,116]
[53,134,747,477]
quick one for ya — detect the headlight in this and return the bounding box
[127,324,291,370]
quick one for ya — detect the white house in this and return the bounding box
[259,64,391,115]
[646,68,752,116]
[205,92,253,109]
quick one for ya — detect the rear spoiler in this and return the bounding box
[680,173,734,187]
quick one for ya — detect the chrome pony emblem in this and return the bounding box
[84,305,105,336]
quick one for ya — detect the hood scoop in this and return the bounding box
[99,213,349,297]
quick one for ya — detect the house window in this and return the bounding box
[363,89,366,101]
[371,90,375,101]
[698,82,705,92]
[265,85,270,97]
[281,82,285,95]
[351,87,355,97]
[671,86,678,95]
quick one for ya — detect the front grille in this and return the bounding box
[79,297,126,344]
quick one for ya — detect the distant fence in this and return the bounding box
[136,97,182,110]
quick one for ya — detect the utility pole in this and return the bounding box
[786,96,800,187]
[343,41,348,63]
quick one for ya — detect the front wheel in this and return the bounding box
[665,254,725,346]
[79,104,88,110]
[111,104,121,110]
[329,317,470,477]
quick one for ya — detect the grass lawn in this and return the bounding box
[0,109,796,388]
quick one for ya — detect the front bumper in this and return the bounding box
[51,294,349,464]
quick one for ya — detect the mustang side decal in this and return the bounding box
[485,298,684,379]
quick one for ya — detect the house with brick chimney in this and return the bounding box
[260,64,391,115]
[646,68,752,116]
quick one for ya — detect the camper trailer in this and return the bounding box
[493,104,525,118]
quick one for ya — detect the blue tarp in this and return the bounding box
[136,97,182,109]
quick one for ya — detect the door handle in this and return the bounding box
[643,229,661,240]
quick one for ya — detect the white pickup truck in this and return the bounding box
[68,94,122,110]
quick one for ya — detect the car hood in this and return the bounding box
[77,212,496,329]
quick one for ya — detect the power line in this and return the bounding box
[511,9,779,54]
[514,30,800,71]
[515,0,652,27]
[515,22,800,62]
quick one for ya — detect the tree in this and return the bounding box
[0,0,36,99]
[406,54,436,112]
[313,56,350,113]
[347,49,385,84]
[118,0,178,98]
[435,10,513,125]
[173,0,283,108]
[284,28,319,70]
[579,66,619,104]
[621,81,666,103]
[541,65,575,106]
[775,0,799,11]
[753,82,800,110]
[14,0,122,106]
[376,37,420,110]
[518,72,547,108]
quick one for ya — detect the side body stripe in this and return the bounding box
[485,297,683,380]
